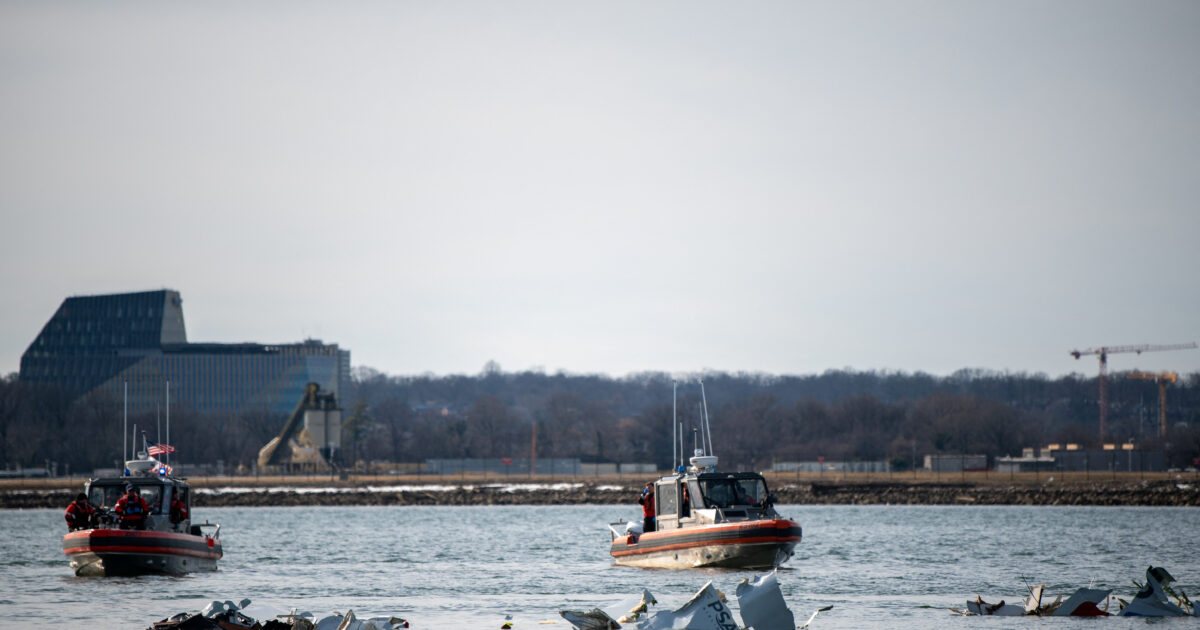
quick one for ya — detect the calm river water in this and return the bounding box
[2,504,1198,629]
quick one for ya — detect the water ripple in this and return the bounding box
[3,505,1197,629]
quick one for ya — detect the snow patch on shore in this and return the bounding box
[194,482,614,495]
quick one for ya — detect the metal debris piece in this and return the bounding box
[1119,566,1195,617]
[636,582,737,630]
[797,606,833,630]
[955,566,1196,618]
[1050,588,1111,617]
[956,587,1105,617]
[559,609,619,630]
[148,602,408,630]
[561,573,816,630]
[334,610,358,630]
[1022,584,1043,614]
[560,588,657,629]
[734,571,794,630]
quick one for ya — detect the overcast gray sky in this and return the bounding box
[2,1,1198,379]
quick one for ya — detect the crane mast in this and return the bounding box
[1069,342,1196,442]
[1126,371,1178,439]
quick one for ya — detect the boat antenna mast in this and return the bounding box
[166,380,171,467]
[123,380,128,467]
[678,419,684,472]
[699,379,715,458]
[672,380,678,472]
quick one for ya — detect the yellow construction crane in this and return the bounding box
[1069,342,1196,441]
[1126,370,1179,439]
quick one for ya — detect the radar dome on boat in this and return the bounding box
[690,455,718,471]
[125,459,157,473]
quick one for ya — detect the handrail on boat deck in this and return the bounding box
[196,521,221,540]
[607,520,629,540]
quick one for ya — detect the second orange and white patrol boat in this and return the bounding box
[608,383,802,570]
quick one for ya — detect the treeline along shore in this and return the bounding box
[3,473,1198,509]
[9,368,1200,486]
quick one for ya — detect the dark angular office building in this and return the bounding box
[19,290,351,416]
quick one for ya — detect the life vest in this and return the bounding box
[65,501,94,528]
[117,494,147,519]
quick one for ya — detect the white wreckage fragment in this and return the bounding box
[1119,566,1196,617]
[149,600,410,630]
[953,565,1196,618]
[636,582,737,630]
[560,589,657,630]
[733,571,794,630]
[963,596,1025,616]
[1050,588,1112,617]
[956,586,1112,617]
[313,610,411,630]
[560,570,823,630]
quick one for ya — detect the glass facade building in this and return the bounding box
[19,290,350,415]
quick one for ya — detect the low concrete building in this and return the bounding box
[924,454,988,472]
[994,455,1056,474]
[425,458,656,476]
[996,447,1166,473]
[773,461,891,473]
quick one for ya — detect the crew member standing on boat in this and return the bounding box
[169,490,189,529]
[115,484,149,530]
[64,493,96,531]
[639,482,655,532]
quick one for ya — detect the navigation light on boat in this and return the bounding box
[158,467,167,475]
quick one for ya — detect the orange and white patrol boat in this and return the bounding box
[609,458,801,569]
[608,383,801,570]
[62,457,222,576]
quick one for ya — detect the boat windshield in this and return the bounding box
[139,485,164,513]
[699,478,768,509]
[89,483,164,514]
[90,485,124,510]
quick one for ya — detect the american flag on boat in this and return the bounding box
[147,440,176,456]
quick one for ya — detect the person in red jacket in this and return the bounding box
[169,491,189,529]
[114,484,149,530]
[638,482,656,533]
[64,493,96,531]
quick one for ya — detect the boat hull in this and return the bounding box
[62,529,222,577]
[610,518,801,570]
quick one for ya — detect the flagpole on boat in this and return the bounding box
[672,380,677,472]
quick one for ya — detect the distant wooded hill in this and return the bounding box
[346,367,1200,471]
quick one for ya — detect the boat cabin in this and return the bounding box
[654,471,776,530]
[86,473,192,532]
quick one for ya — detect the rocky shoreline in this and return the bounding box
[3,479,1197,509]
